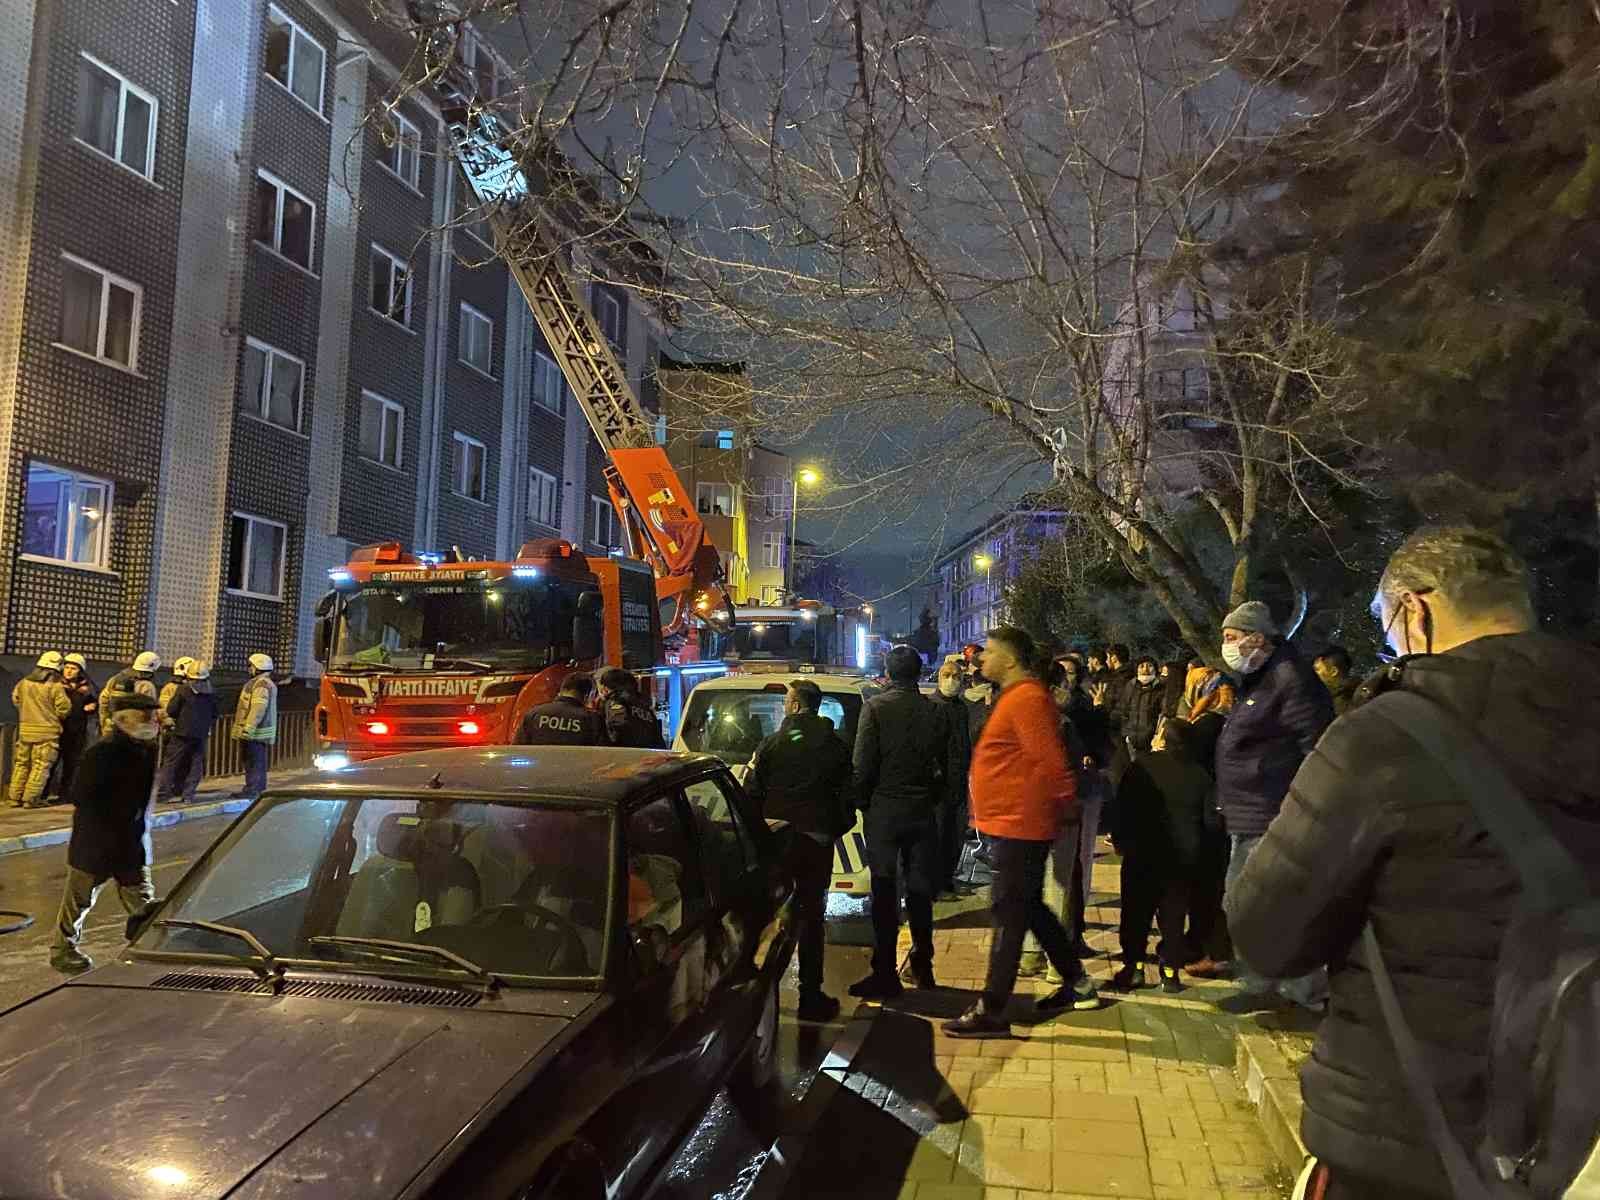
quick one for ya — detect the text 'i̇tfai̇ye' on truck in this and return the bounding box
[308,13,736,767]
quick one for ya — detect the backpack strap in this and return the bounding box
[1373,690,1590,911]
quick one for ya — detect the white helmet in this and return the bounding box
[35,651,63,671]
[248,653,274,673]
[187,661,211,681]
[172,656,196,679]
[133,651,161,673]
[64,653,88,670]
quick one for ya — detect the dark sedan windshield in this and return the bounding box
[137,795,612,984]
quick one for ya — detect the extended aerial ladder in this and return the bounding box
[404,5,734,644]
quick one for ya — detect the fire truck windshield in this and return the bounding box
[329,578,580,672]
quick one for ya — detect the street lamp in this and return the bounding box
[787,466,821,600]
[973,553,994,631]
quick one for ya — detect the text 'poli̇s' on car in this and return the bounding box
[0,747,795,1200]
[671,671,879,897]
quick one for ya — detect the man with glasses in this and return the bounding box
[1224,525,1600,1199]
[1212,600,1334,1015]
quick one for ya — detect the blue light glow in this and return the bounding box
[855,626,869,671]
[512,567,541,579]
[327,569,352,583]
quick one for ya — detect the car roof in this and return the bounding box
[691,672,879,694]
[281,746,726,805]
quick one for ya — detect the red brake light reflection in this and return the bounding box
[366,721,391,736]
[457,720,480,736]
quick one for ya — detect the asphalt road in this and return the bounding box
[0,816,877,1199]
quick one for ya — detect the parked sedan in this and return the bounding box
[0,747,795,1200]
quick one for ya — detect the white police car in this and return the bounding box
[672,672,880,895]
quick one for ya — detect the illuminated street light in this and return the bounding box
[787,466,822,599]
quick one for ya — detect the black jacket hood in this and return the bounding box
[1394,631,1600,817]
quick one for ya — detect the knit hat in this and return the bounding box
[1221,600,1278,638]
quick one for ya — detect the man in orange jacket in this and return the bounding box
[945,625,1102,1038]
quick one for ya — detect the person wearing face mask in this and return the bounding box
[50,692,162,975]
[932,656,975,898]
[1116,656,1167,759]
[1213,600,1333,1015]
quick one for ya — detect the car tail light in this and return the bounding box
[457,720,480,736]
[366,720,391,736]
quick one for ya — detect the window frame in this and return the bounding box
[56,252,142,371]
[528,466,558,527]
[592,288,621,349]
[695,482,734,518]
[451,431,488,503]
[19,461,115,571]
[255,169,317,271]
[75,52,159,180]
[681,772,761,907]
[458,301,494,377]
[358,389,404,470]
[369,243,413,328]
[264,3,326,117]
[532,351,566,414]
[589,496,621,550]
[240,337,305,433]
[381,109,422,191]
[459,28,498,101]
[760,531,783,570]
[226,511,289,602]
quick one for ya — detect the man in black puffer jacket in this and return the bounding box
[1227,526,1600,1200]
[746,679,855,1022]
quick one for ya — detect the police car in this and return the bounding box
[672,672,880,895]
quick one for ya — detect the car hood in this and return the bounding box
[0,974,593,1200]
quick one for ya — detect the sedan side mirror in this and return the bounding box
[630,924,670,976]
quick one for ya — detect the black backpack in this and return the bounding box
[1368,691,1600,1199]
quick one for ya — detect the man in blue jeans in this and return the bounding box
[1212,601,1333,1014]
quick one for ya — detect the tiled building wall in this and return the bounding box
[3,0,196,659]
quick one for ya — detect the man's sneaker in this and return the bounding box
[797,991,842,1023]
[1016,950,1046,978]
[1159,965,1184,994]
[848,973,905,1001]
[1044,963,1065,987]
[942,1002,1012,1039]
[1106,964,1147,992]
[1214,989,1288,1016]
[1037,976,1101,1013]
[50,951,93,976]
[899,959,937,989]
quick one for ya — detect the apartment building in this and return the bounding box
[934,504,1071,657]
[656,356,793,606]
[0,0,666,674]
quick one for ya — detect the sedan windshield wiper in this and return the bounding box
[308,936,503,993]
[150,919,285,984]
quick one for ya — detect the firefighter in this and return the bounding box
[98,651,161,737]
[232,653,277,800]
[156,656,195,785]
[159,661,217,805]
[49,653,98,804]
[9,652,72,808]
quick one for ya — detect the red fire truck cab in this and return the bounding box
[310,539,661,766]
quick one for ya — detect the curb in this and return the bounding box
[0,796,252,858]
[1237,1030,1309,1175]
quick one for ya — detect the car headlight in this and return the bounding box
[313,752,351,771]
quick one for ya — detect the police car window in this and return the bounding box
[684,776,758,900]
[679,690,855,764]
[625,796,704,938]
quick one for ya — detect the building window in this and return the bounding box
[383,111,421,189]
[528,467,558,526]
[58,254,141,370]
[227,513,287,600]
[696,428,736,451]
[460,28,498,100]
[358,390,403,468]
[240,338,303,431]
[264,4,325,114]
[589,496,621,550]
[761,531,783,570]
[75,54,157,178]
[761,476,783,519]
[592,288,621,350]
[532,352,566,413]
[696,482,734,517]
[459,303,493,375]
[451,432,487,502]
[369,244,412,326]
[254,170,315,269]
[21,463,111,569]
[454,174,493,245]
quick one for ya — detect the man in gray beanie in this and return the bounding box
[1213,599,1333,1015]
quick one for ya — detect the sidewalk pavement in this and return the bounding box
[786,848,1291,1200]
[0,768,317,856]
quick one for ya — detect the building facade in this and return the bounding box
[934,505,1070,657]
[0,0,665,675]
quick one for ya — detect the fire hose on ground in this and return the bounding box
[0,911,34,935]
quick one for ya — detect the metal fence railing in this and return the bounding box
[1,709,315,794]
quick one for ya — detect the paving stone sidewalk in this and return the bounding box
[786,850,1291,1200]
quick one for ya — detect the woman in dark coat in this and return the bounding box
[1107,716,1215,993]
[49,653,98,804]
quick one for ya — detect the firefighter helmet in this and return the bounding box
[248,653,274,673]
[35,651,63,671]
[133,651,162,673]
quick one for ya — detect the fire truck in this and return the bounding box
[310,16,735,765]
